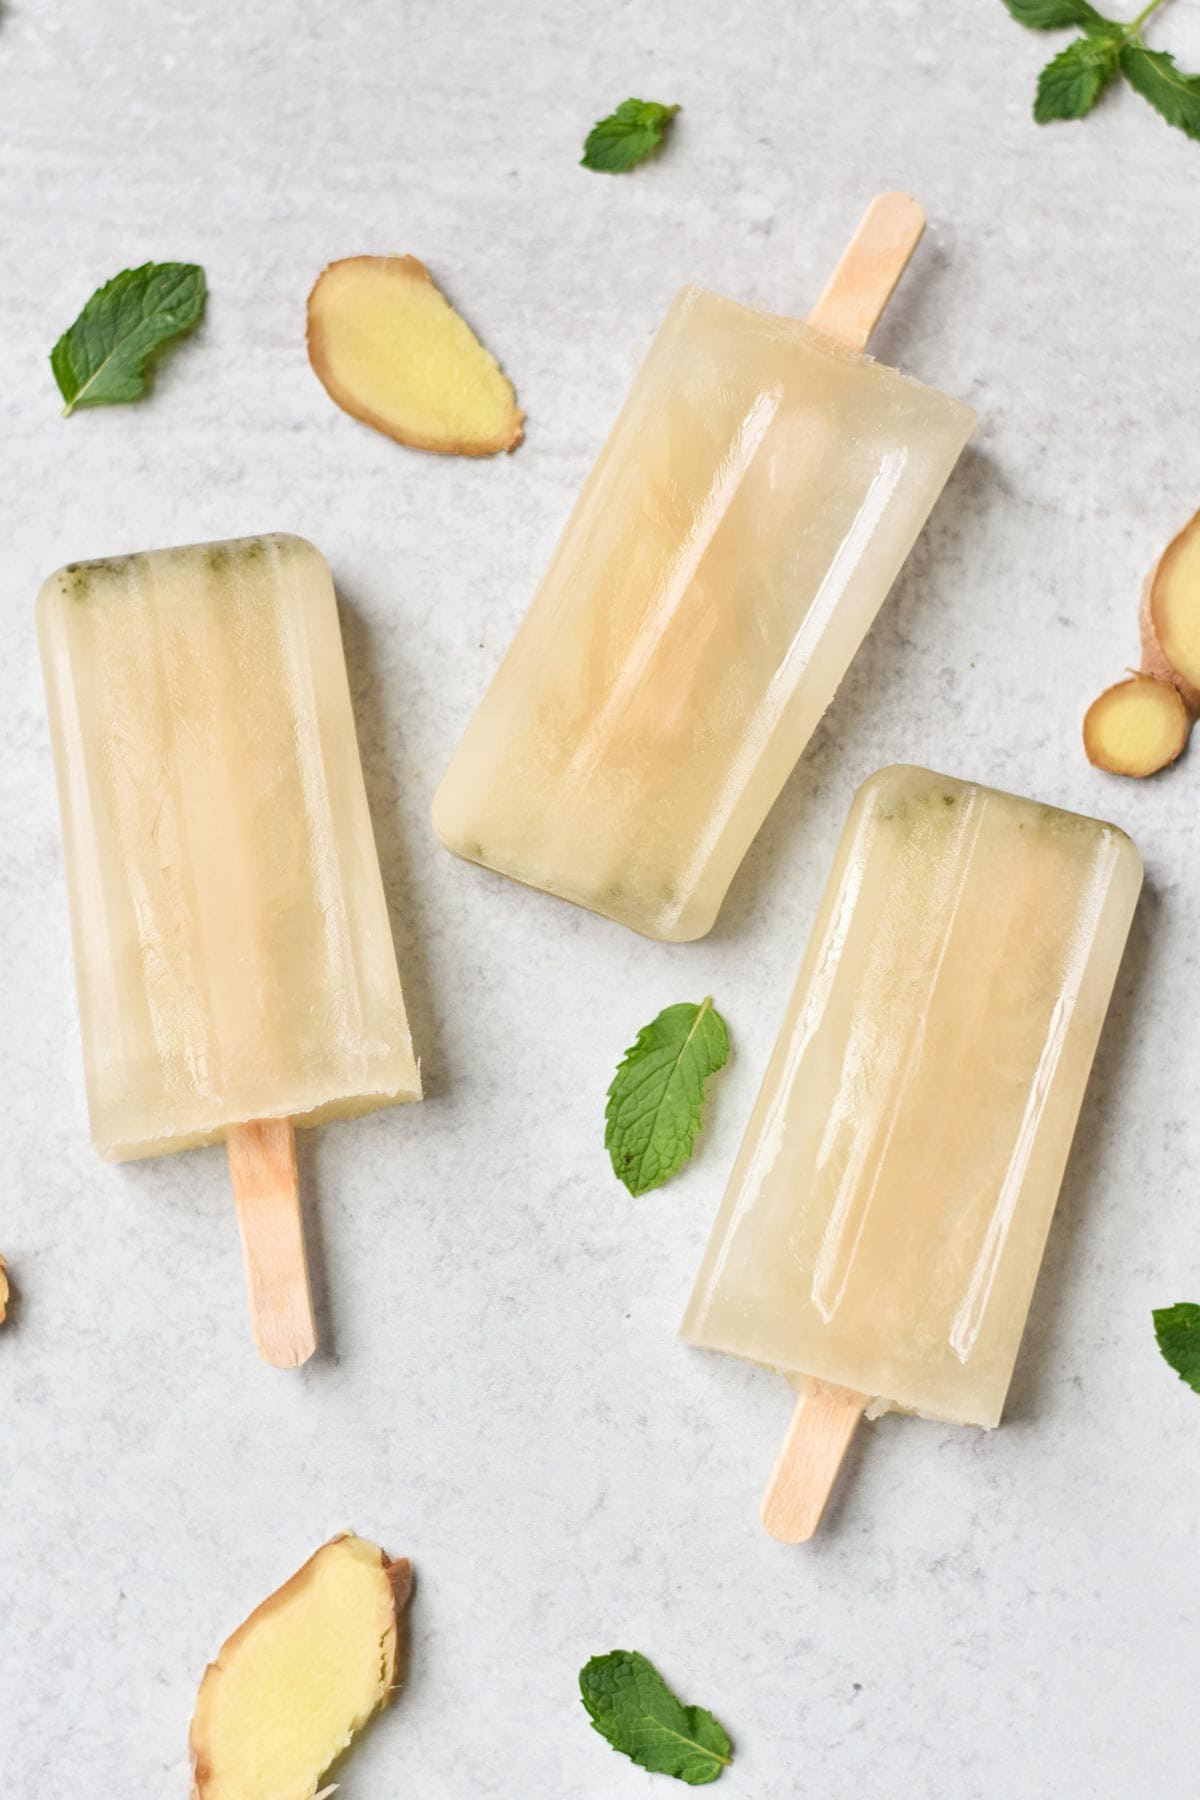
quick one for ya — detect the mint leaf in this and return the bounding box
[1153,1303,1200,1394]
[50,262,206,414]
[580,1651,733,1785]
[1120,43,1200,141]
[1000,0,1109,28]
[605,998,729,1196]
[1035,31,1122,119]
[581,98,680,173]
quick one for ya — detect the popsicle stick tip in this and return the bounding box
[761,1494,819,1545]
[867,191,925,232]
[760,1383,866,1544]
[254,1320,317,1371]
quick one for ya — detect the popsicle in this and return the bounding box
[681,765,1141,1539]
[38,533,420,1367]
[433,194,975,941]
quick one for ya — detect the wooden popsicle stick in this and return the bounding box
[755,206,919,1527]
[760,1382,867,1543]
[226,1119,317,1369]
[806,191,926,354]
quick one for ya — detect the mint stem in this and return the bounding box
[1128,0,1167,33]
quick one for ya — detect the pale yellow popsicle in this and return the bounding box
[682,766,1141,1430]
[433,286,975,940]
[39,533,420,1162]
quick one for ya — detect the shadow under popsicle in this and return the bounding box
[866,220,957,379]
[292,1129,337,1366]
[336,588,441,1102]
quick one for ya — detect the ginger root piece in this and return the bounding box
[1083,674,1189,777]
[1084,508,1200,777]
[307,256,523,456]
[1146,509,1200,696]
[190,1533,412,1800]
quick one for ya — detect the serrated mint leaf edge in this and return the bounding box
[604,998,729,1197]
[1153,1302,1200,1393]
[579,1650,733,1785]
[50,261,207,414]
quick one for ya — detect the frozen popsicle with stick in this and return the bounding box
[681,766,1141,1539]
[434,194,975,940]
[38,534,421,1367]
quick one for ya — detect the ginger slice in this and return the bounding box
[1083,673,1189,777]
[1146,508,1200,695]
[0,1256,8,1324]
[189,1533,412,1800]
[307,256,522,456]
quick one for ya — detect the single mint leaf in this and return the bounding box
[1153,1303,1200,1394]
[605,998,729,1196]
[1000,0,1109,29]
[1120,43,1200,142]
[581,98,680,173]
[580,1651,733,1786]
[1034,32,1121,120]
[50,262,207,414]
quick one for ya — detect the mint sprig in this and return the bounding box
[1153,1302,1200,1394]
[581,99,680,173]
[579,1651,733,1785]
[604,999,729,1197]
[1003,0,1200,138]
[50,262,207,414]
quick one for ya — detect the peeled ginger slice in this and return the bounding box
[307,255,523,456]
[190,1532,412,1800]
[1148,508,1200,690]
[1083,673,1189,777]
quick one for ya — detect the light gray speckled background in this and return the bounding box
[3,2,1200,1795]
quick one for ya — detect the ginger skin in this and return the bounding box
[1147,509,1200,696]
